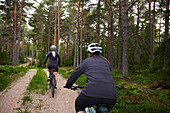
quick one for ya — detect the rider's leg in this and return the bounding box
[53,72,58,87]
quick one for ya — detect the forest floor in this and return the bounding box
[0,64,79,113]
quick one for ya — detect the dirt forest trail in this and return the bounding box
[0,69,37,113]
[0,66,79,113]
[41,69,78,113]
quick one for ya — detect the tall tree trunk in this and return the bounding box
[7,37,10,55]
[57,0,60,52]
[152,0,155,57]
[164,0,169,68]
[22,38,25,56]
[1,37,5,52]
[149,0,153,62]
[16,0,24,64]
[54,4,57,46]
[28,41,31,57]
[96,0,101,43]
[41,26,43,50]
[103,23,106,57]
[36,40,39,59]
[159,19,161,47]
[108,18,110,61]
[68,25,71,58]
[118,0,123,72]
[74,0,80,68]
[80,1,84,63]
[48,14,51,53]
[26,42,28,58]
[31,41,34,65]
[13,0,17,66]
[74,35,77,68]
[122,0,128,77]
[107,0,114,71]
[134,1,139,62]
[10,37,13,61]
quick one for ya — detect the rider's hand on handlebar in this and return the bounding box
[64,86,76,90]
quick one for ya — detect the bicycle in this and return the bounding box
[64,86,109,113]
[48,69,56,98]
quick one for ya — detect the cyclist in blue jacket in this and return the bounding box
[65,43,117,113]
[45,45,60,88]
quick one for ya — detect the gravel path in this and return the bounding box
[0,69,37,113]
[36,69,79,113]
[0,68,79,113]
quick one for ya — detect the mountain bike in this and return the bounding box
[64,86,109,113]
[49,69,56,98]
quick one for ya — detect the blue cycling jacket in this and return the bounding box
[66,55,117,100]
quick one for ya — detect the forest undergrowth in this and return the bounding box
[58,67,170,113]
[0,65,29,91]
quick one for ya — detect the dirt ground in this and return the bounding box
[0,69,37,113]
[0,68,79,113]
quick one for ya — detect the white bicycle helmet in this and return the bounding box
[50,45,57,51]
[86,43,102,53]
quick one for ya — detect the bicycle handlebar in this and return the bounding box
[63,86,84,90]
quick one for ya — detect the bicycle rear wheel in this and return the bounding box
[51,75,55,98]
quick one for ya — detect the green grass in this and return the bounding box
[58,67,87,86]
[0,65,29,91]
[27,68,48,95]
[22,96,32,105]
[59,67,170,113]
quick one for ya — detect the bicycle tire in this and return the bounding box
[51,75,55,97]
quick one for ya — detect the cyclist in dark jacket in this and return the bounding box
[65,43,117,113]
[45,45,60,88]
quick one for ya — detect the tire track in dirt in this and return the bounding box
[0,69,37,113]
[39,69,78,113]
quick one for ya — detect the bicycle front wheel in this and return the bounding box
[51,76,55,98]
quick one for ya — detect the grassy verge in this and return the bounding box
[59,67,170,113]
[0,65,29,91]
[27,68,48,95]
[15,68,48,113]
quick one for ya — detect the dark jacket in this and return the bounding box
[66,55,117,100]
[45,51,60,66]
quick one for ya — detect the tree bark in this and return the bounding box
[74,0,80,68]
[16,0,24,64]
[58,0,60,53]
[118,0,123,72]
[7,37,10,55]
[31,41,34,66]
[134,1,139,62]
[122,0,128,77]
[159,19,161,47]
[41,26,43,50]
[96,0,101,43]
[36,40,39,59]
[54,4,57,46]
[80,1,84,63]
[13,0,17,66]
[164,0,169,68]
[107,0,114,71]
[48,14,51,53]
[149,0,153,62]
[68,25,71,58]
[22,38,25,56]
[152,0,155,54]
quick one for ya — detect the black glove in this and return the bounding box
[63,85,71,89]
